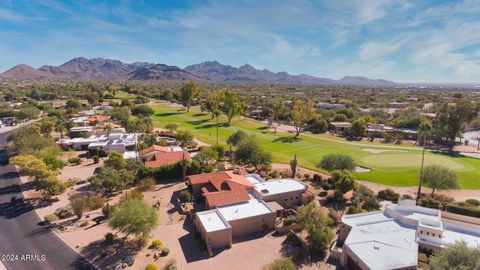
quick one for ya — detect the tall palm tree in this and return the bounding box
[416,122,432,205]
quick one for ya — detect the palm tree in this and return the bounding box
[416,122,432,205]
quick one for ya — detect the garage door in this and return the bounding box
[231,218,261,238]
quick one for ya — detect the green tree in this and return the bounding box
[202,89,224,119]
[296,202,334,255]
[234,136,271,170]
[291,100,316,138]
[227,130,248,146]
[11,155,57,190]
[420,164,459,195]
[69,194,86,219]
[88,168,134,195]
[349,118,367,138]
[109,198,159,240]
[179,81,199,112]
[37,117,57,137]
[331,170,357,197]
[175,130,194,147]
[104,152,127,170]
[433,100,477,145]
[429,241,480,270]
[165,123,179,133]
[223,89,244,124]
[131,105,155,117]
[317,153,356,172]
[66,99,81,110]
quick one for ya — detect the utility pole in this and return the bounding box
[416,133,427,205]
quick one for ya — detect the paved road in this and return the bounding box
[0,126,95,270]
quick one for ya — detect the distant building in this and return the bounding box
[330,122,352,133]
[57,133,139,152]
[317,102,345,109]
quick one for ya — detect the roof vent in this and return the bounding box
[261,189,269,194]
[373,245,379,250]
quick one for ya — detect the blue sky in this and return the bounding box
[1,0,480,83]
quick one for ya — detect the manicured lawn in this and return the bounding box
[152,101,480,189]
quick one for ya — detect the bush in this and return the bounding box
[418,252,428,263]
[303,173,310,180]
[312,174,322,182]
[178,190,192,203]
[54,205,74,219]
[347,206,364,214]
[421,197,441,209]
[265,258,296,270]
[44,213,59,223]
[84,195,105,210]
[138,177,156,191]
[163,260,177,270]
[145,264,158,270]
[377,189,400,202]
[93,156,100,164]
[120,189,144,203]
[102,204,116,218]
[283,215,297,226]
[89,148,108,158]
[68,157,82,165]
[203,165,214,173]
[466,199,480,206]
[151,240,163,250]
[104,232,115,245]
[402,194,414,200]
[362,197,381,211]
[445,203,480,218]
[65,178,77,188]
[161,247,170,256]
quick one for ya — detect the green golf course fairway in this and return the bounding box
[152,101,480,189]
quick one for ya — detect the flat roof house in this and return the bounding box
[338,201,480,270]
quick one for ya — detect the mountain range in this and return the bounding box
[0,57,397,86]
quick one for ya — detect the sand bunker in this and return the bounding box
[355,166,371,172]
[362,148,407,154]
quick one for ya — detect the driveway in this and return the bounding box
[0,126,95,269]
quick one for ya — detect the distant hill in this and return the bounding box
[0,57,397,86]
[184,61,335,85]
[0,64,55,80]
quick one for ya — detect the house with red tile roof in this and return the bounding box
[144,150,190,168]
[138,144,174,160]
[186,169,255,198]
[201,179,251,208]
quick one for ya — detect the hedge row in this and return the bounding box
[444,203,480,218]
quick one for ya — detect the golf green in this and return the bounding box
[152,101,480,189]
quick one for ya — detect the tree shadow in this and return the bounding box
[187,119,209,125]
[193,113,209,117]
[272,136,302,143]
[155,112,182,117]
[79,238,143,270]
[195,123,225,129]
[257,126,269,130]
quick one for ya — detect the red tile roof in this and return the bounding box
[139,144,173,158]
[202,180,250,208]
[88,115,109,123]
[186,171,232,186]
[144,150,190,168]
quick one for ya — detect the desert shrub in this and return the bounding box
[303,173,310,180]
[265,258,296,270]
[347,206,364,214]
[268,170,279,179]
[445,203,480,218]
[137,177,155,191]
[54,205,74,219]
[161,247,170,256]
[163,260,177,270]
[362,197,381,211]
[312,174,322,182]
[377,189,400,202]
[328,209,342,224]
[80,220,89,227]
[68,157,82,165]
[178,190,192,203]
[151,240,163,250]
[44,213,59,223]
[421,197,441,209]
[84,195,105,210]
[104,232,115,245]
[119,189,144,203]
[431,193,454,203]
[283,215,297,226]
[65,178,77,188]
[93,156,100,164]
[102,204,116,218]
[401,194,414,200]
[418,252,428,263]
[466,199,480,206]
[145,264,158,270]
[321,181,331,191]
